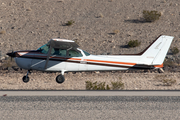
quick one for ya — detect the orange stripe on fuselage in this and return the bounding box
[84,59,136,66]
[53,57,135,66]
[68,58,82,61]
[154,64,163,68]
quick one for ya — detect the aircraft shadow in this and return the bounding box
[120,45,129,48]
[124,19,147,23]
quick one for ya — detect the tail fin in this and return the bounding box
[139,35,174,66]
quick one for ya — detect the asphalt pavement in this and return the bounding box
[0,91,180,120]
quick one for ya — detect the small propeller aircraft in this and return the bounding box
[7,35,174,84]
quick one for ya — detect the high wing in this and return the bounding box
[44,39,79,69]
[49,39,79,50]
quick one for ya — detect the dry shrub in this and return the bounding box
[86,80,124,90]
[171,47,179,55]
[0,30,6,34]
[143,10,161,22]
[86,81,109,90]
[154,75,176,86]
[97,13,104,18]
[162,79,176,86]
[26,8,32,11]
[66,20,75,26]
[113,30,119,34]
[154,75,165,80]
[128,40,141,48]
[163,58,176,67]
[111,81,124,90]
[1,57,15,68]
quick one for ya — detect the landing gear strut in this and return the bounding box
[22,70,30,83]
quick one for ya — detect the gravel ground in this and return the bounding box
[0,0,180,55]
[0,96,180,120]
[1,71,180,90]
[1,0,180,90]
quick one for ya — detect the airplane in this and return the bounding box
[7,35,174,84]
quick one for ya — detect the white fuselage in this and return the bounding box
[15,49,148,73]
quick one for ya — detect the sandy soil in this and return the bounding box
[0,71,180,90]
[0,0,180,90]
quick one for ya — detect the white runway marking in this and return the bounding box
[1,91,180,96]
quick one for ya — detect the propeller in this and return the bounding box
[6,50,16,61]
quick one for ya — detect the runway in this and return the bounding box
[1,90,180,96]
[1,95,180,120]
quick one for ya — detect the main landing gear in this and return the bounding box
[56,70,65,84]
[22,70,65,84]
[56,74,65,84]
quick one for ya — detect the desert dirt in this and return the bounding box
[1,71,180,90]
[0,0,180,90]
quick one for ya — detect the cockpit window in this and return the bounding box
[68,50,83,57]
[37,44,83,57]
[52,49,67,57]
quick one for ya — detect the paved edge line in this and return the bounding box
[0,91,180,96]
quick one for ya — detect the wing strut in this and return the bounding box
[44,45,53,70]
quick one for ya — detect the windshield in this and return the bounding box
[37,44,49,54]
[83,50,91,56]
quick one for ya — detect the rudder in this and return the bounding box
[139,35,174,66]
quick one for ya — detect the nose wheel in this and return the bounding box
[22,70,30,83]
[22,76,29,83]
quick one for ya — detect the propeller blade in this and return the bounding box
[6,51,16,58]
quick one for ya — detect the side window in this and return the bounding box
[68,50,82,57]
[52,48,67,57]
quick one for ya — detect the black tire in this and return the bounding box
[56,75,65,84]
[22,76,29,83]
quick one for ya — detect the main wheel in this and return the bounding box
[56,74,65,84]
[22,76,29,83]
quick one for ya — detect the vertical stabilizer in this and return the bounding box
[139,35,174,65]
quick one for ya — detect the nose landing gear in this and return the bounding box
[22,70,31,83]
